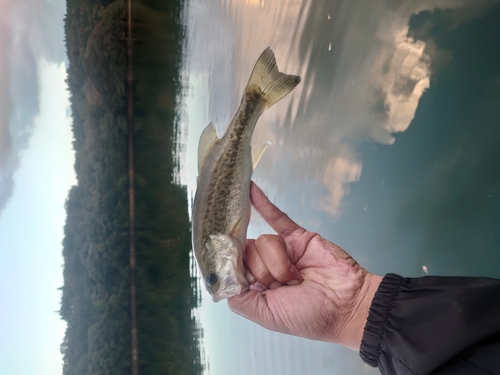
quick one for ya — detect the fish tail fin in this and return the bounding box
[245,47,301,108]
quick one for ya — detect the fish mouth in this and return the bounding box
[213,277,243,302]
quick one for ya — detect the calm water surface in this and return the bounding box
[177,1,500,374]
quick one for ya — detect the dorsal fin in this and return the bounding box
[198,122,219,174]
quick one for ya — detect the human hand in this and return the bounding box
[228,182,382,350]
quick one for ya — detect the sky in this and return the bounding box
[0,1,73,374]
[179,0,500,374]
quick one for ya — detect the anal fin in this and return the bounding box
[251,140,271,170]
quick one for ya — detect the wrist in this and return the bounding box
[336,273,383,351]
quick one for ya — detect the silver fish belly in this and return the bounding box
[192,47,300,302]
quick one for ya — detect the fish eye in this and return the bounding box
[206,273,218,286]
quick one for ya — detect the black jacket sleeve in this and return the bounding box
[359,273,500,375]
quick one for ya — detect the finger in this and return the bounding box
[250,182,305,238]
[250,182,311,261]
[244,239,278,288]
[228,290,277,331]
[255,235,303,285]
[228,286,302,336]
[245,269,256,284]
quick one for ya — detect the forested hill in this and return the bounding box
[60,0,203,374]
[61,0,129,374]
[132,0,204,373]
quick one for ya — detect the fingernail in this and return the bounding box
[287,279,302,286]
[251,282,266,291]
[245,270,256,284]
[269,281,283,289]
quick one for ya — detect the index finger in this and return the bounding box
[250,182,305,240]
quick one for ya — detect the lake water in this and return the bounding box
[177,1,500,374]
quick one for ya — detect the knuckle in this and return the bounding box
[273,263,293,283]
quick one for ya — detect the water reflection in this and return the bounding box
[179,0,500,374]
[181,0,471,218]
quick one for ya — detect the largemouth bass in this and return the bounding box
[192,48,301,302]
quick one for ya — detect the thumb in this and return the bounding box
[227,290,275,330]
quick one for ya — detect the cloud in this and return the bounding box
[278,0,500,215]
[319,146,362,216]
[0,0,66,213]
[370,27,431,144]
[0,22,13,168]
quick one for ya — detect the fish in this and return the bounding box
[192,47,301,302]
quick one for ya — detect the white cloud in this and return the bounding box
[370,27,431,144]
[320,148,362,216]
[0,0,66,214]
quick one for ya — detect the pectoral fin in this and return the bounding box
[251,141,271,170]
[198,122,219,174]
[229,216,243,238]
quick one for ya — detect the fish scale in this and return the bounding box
[203,98,262,239]
[192,47,301,302]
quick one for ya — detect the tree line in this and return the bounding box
[61,0,203,374]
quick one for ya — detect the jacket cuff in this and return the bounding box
[359,273,404,367]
